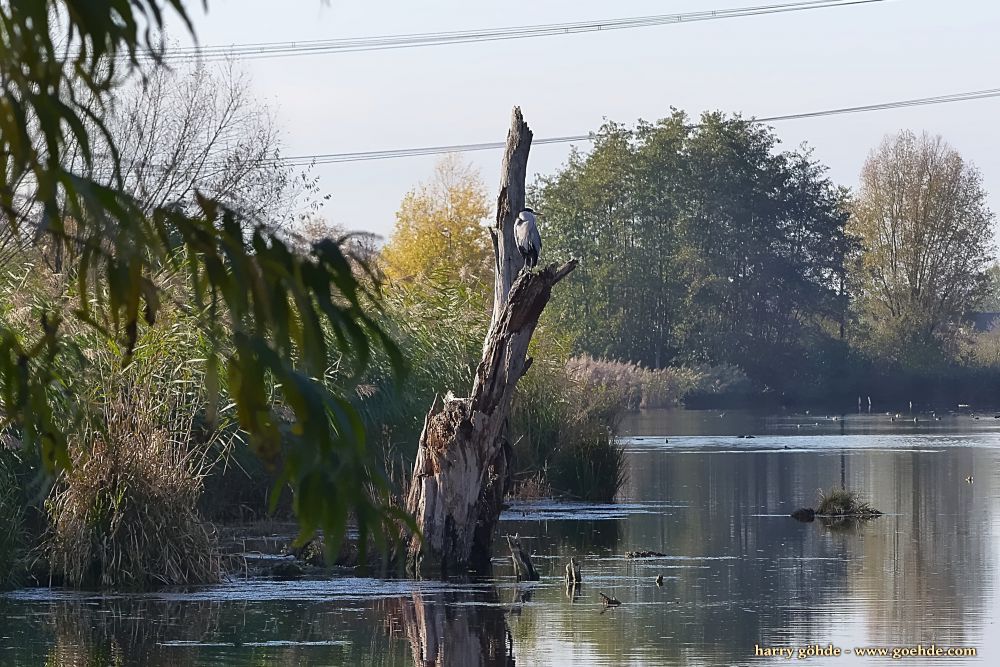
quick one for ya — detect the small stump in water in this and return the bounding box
[565,557,582,584]
[507,534,540,582]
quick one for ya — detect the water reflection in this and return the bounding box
[391,589,514,666]
[2,410,998,665]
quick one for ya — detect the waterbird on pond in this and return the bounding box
[515,208,542,271]
[966,475,974,484]
[600,593,622,607]
[655,574,663,586]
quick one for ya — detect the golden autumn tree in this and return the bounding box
[381,155,492,285]
[849,131,994,363]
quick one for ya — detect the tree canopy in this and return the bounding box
[380,155,492,287]
[849,131,994,364]
[533,111,853,390]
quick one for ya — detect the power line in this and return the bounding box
[267,87,1000,167]
[138,0,892,62]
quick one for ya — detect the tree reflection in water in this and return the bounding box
[394,588,515,666]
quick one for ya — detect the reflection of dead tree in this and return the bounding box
[401,591,514,666]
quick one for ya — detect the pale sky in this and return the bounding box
[168,0,1000,241]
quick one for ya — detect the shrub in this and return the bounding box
[46,380,222,589]
[817,488,880,517]
[44,315,228,590]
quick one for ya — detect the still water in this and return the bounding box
[2,409,998,666]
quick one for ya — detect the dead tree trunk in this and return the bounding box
[404,107,577,577]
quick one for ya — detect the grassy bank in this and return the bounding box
[512,350,629,502]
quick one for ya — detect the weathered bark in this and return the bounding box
[404,107,577,577]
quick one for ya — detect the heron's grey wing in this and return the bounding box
[528,221,542,254]
[514,221,528,249]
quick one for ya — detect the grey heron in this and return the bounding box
[514,207,542,271]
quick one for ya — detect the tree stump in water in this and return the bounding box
[403,107,577,577]
[506,533,540,582]
[565,557,581,583]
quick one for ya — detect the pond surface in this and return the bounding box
[3,409,999,665]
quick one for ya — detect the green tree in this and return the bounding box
[0,1,408,554]
[534,111,852,390]
[676,114,852,385]
[849,131,994,364]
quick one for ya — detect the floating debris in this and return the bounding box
[600,593,621,607]
[790,508,816,522]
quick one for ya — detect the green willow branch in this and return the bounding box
[1,1,416,555]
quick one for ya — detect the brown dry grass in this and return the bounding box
[510,472,553,500]
[46,377,222,589]
[565,354,750,409]
[816,488,881,517]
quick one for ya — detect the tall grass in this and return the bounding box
[41,295,230,589]
[47,399,220,588]
[512,335,629,501]
[346,272,488,490]
[1,448,25,589]
[566,354,750,409]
